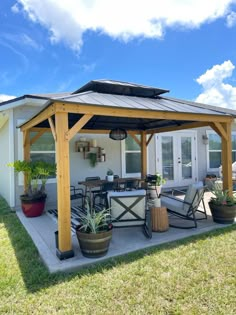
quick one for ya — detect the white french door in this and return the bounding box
[156,131,197,187]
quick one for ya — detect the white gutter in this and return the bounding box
[0,97,48,112]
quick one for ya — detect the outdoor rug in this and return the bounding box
[47,206,87,234]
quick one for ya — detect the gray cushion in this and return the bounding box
[161,195,185,214]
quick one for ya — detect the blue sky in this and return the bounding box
[1,0,236,109]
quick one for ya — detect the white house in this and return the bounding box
[1,79,236,210]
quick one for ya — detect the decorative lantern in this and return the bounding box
[109,128,127,140]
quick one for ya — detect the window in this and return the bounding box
[207,131,236,171]
[30,132,55,164]
[30,131,56,180]
[123,135,141,176]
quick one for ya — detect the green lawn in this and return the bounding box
[0,196,236,315]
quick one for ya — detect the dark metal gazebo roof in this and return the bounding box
[26,79,235,131]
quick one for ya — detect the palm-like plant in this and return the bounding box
[77,203,112,234]
[8,160,56,198]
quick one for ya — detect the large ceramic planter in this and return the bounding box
[76,227,112,258]
[208,201,236,224]
[20,194,47,217]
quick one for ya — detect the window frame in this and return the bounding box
[206,130,236,172]
[121,135,148,178]
[18,128,56,185]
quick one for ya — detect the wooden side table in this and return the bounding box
[151,207,169,232]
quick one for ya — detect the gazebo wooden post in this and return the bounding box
[141,131,147,179]
[55,111,74,259]
[221,122,233,195]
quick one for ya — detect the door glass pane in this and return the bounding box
[181,137,192,179]
[162,136,173,180]
[125,153,141,173]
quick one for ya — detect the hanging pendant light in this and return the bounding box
[109,128,127,140]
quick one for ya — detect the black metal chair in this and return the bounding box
[70,185,84,206]
[93,181,116,208]
[84,176,101,200]
[124,179,139,191]
[160,183,207,228]
[113,175,121,191]
[107,189,152,238]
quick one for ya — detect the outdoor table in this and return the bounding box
[78,177,141,206]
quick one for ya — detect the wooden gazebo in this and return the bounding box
[19,80,235,259]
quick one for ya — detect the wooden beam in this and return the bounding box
[66,114,93,141]
[146,134,154,146]
[210,122,227,140]
[30,129,46,145]
[221,123,233,195]
[23,130,30,161]
[53,101,233,123]
[141,131,147,179]
[20,105,55,131]
[48,117,56,141]
[147,121,211,134]
[55,112,73,254]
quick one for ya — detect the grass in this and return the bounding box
[0,196,236,314]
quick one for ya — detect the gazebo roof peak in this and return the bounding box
[72,79,169,98]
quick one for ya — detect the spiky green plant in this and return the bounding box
[8,160,56,197]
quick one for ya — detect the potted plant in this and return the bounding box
[106,168,114,182]
[76,204,113,258]
[208,184,236,224]
[8,160,56,217]
[88,152,97,167]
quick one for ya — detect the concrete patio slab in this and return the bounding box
[16,192,235,273]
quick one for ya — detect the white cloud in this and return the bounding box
[13,0,236,52]
[226,11,236,26]
[195,60,236,109]
[0,94,16,103]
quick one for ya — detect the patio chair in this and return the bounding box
[107,189,152,238]
[93,181,116,208]
[84,176,101,199]
[124,179,139,191]
[70,185,85,206]
[160,182,207,229]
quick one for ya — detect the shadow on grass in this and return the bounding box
[1,196,235,293]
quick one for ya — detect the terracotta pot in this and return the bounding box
[20,194,47,217]
[76,227,112,258]
[208,201,236,224]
